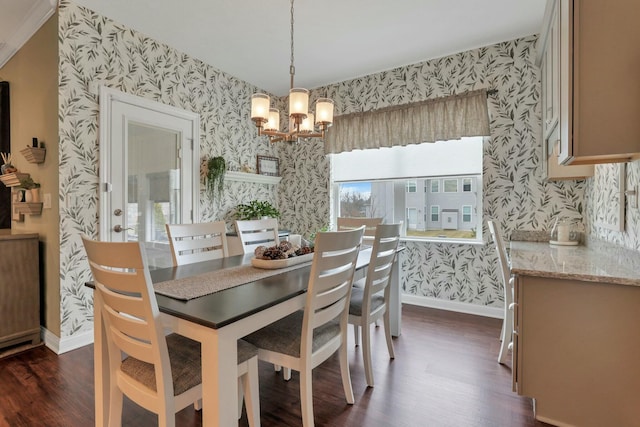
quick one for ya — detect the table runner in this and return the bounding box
[154,262,312,301]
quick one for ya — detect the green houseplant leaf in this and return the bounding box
[205,156,226,201]
[235,200,281,220]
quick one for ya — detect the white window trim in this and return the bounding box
[462,205,472,223]
[431,180,440,193]
[406,180,417,193]
[463,178,473,192]
[443,178,458,193]
[430,205,440,222]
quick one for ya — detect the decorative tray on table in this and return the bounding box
[250,241,315,269]
[251,252,314,269]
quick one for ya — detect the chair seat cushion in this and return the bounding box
[244,310,341,358]
[349,287,385,317]
[237,339,258,364]
[121,335,257,395]
[121,333,202,396]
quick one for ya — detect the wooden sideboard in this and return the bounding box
[0,231,40,353]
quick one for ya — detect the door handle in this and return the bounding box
[113,224,133,233]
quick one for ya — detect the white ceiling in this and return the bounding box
[2,0,546,96]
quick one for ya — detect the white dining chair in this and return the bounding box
[487,220,514,365]
[165,221,228,265]
[164,223,261,425]
[243,226,365,427]
[82,237,204,427]
[234,218,279,254]
[348,223,401,387]
[337,217,383,241]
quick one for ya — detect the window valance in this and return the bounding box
[324,88,490,154]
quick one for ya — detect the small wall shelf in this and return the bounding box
[14,202,43,216]
[20,147,46,164]
[0,172,30,187]
[225,171,281,185]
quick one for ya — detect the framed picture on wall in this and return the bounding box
[257,155,279,177]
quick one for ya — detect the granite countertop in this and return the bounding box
[509,239,640,287]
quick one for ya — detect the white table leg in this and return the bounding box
[164,316,238,427]
[200,330,237,427]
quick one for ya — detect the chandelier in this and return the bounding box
[250,0,334,143]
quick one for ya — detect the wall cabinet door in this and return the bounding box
[540,0,559,140]
[539,0,593,179]
[558,0,640,165]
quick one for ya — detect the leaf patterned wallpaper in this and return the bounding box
[58,0,279,336]
[57,1,637,339]
[586,161,640,249]
[277,36,589,308]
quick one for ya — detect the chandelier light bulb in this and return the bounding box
[315,98,334,125]
[251,94,270,121]
[289,88,309,116]
[265,108,280,131]
[300,113,314,132]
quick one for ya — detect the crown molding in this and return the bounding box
[0,0,56,69]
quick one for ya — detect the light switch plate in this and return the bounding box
[43,193,51,209]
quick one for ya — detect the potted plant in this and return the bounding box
[19,176,41,202]
[204,156,226,201]
[0,152,17,174]
[235,200,281,220]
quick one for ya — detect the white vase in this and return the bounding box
[24,189,39,203]
[29,188,40,203]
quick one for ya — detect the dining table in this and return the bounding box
[92,246,404,427]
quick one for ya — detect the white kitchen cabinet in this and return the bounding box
[555,0,640,165]
[539,0,559,140]
[538,1,593,179]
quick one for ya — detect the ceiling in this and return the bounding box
[2,0,546,96]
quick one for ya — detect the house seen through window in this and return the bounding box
[331,137,483,242]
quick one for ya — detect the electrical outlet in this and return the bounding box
[43,193,52,209]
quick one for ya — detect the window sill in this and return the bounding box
[401,236,484,246]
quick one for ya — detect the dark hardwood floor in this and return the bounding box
[0,305,549,426]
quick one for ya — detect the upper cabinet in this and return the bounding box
[551,0,640,165]
[539,1,560,140]
[538,0,593,179]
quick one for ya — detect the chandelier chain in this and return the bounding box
[290,0,295,89]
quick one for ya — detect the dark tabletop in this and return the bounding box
[149,253,310,329]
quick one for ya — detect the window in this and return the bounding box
[443,179,458,193]
[430,205,440,222]
[463,178,472,192]
[331,137,483,242]
[462,205,472,223]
